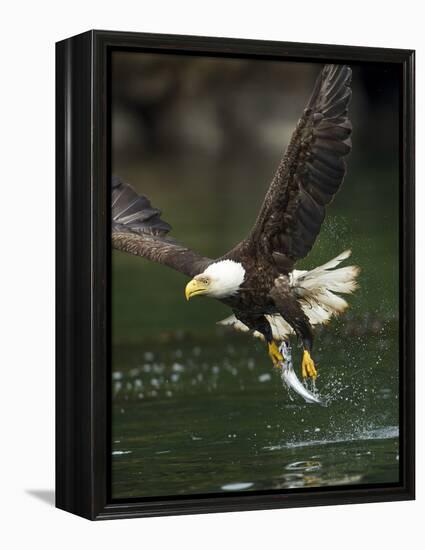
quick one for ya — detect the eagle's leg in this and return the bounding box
[268,340,284,368]
[295,329,317,379]
[269,287,317,379]
[234,312,284,368]
[301,343,317,380]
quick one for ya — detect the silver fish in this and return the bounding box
[279,341,325,405]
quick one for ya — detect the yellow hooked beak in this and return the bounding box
[185,279,209,301]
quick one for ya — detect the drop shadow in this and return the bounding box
[26,489,55,507]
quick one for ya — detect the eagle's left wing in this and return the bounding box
[224,64,352,271]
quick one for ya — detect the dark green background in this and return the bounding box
[111,53,400,498]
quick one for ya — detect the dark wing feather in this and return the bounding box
[224,64,352,270]
[112,177,212,278]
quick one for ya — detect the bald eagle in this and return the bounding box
[112,64,359,379]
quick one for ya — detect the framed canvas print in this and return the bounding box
[56,30,415,520]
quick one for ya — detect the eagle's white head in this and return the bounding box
[185,260,246,300]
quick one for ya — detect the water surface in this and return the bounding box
[112,324,399,498]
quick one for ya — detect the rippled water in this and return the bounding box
[111,324,399,499]
[110,157,400,498]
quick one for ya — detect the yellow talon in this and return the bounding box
[302,350,317,379]
[268,341,284,368]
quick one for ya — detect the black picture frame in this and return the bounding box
[56,29,415,520]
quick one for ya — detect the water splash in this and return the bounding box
[221,482,254,491]
[264,425,399,451]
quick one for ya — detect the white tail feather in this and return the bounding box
[218,250,360,342]
[309,248,351,271]
[292,249,359,316]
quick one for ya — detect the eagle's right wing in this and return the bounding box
[112,177,212,278]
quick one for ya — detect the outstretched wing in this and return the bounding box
[112,177,212,277]
[225,64,352,271]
